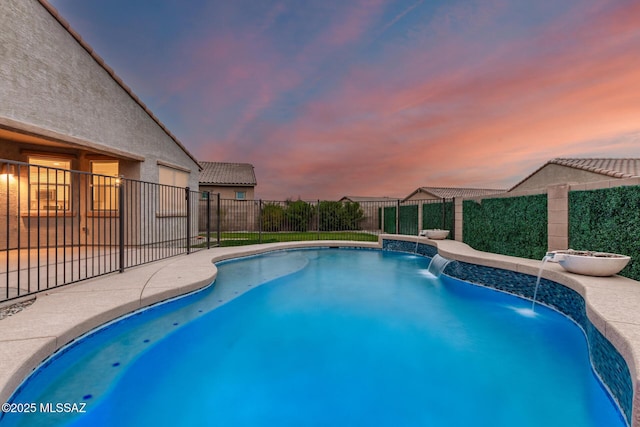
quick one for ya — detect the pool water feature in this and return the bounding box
[2,249,627,427]
[427,253,452,277]
[532,254,552,311]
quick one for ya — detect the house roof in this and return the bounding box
[199,162,257,186]
[37,0,200,169]
[509,158,640,191]
[405,186,506,200]
[339,196,401,202]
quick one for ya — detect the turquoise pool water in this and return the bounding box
[2,249,626,426]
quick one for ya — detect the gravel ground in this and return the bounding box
[0,299,35,320]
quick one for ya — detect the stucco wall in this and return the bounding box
[0,0,198,190]
[199,185,255,200]
[510,164,615,192]
[405,191,440,202]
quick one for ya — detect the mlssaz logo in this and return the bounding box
[39,403,87,413]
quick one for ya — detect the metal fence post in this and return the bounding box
[216,193,221,247]
[442,197,446,230]
[451,197,456,240]
[258,199,263,244]
[396,200,400,234]
[118,177,125,273]
[186,187,191,254]
[206,191,211,249]
[317,200,321,239]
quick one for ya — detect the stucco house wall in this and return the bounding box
[405,191,441,202]
[199,185,255,200]
[0,0,201,249]
[509,164,618,192]
[0,0,198,184]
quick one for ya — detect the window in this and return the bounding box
[158,165,189,188]
[235,191,246,200]
[91,161,119,211]
[158,165,189,215]
[28,157,71,211]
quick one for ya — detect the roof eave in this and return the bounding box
[37,0,201,169]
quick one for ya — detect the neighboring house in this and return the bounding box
[509,158,640,192]
[199,162,257,200]
[404,187,506,201]
[0,0,201,249]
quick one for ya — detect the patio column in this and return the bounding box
[547,184,569,251]
[454,197,463,242]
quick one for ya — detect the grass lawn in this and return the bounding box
[197,231,379,247]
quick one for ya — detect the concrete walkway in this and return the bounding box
[0,237,638,425]
[0,246,194,301]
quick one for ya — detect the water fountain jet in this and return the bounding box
[427,254,452,277]
[531,254,552,311]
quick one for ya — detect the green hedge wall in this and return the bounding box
[569,186,640,280]
[463,194,547,260]
[422,201,454,237]
[383,206,396,234]
[399,205,418,235]
[382,205,419,234]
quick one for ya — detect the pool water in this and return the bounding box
[2,249,626,426]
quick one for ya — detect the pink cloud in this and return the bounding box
[194,0,640,200]
[168,0,393,151]
[322,0,387,47]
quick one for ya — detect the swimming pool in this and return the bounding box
[1,248,627,426]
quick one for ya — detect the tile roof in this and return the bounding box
[199,162,257,186]
[339,196,401,202]
[407,187,506,200]
[37,0,200,168]
[550,158,640,178]
[509,158,640,190]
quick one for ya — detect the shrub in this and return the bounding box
[285,200,313,232]
[261,203,285,232]
[318,201,365,231]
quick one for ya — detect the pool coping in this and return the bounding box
[0,237,638,426]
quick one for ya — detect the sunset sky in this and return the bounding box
[49,0,640,200]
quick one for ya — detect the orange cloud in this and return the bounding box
[195,0,640,200]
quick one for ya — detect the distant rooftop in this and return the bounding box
[406,186,506,200]
[199,162,257,186]
[339,196,401,202]
[549,158,640,177]
[510,158,640,190]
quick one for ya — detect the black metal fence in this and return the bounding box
[198,198,454,245]
[0,160,205,303]
[1,159,455,303]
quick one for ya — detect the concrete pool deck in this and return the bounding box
[0,236,638,426]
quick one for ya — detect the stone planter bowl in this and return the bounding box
[548,250,631,277]
[420,229,450,240]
